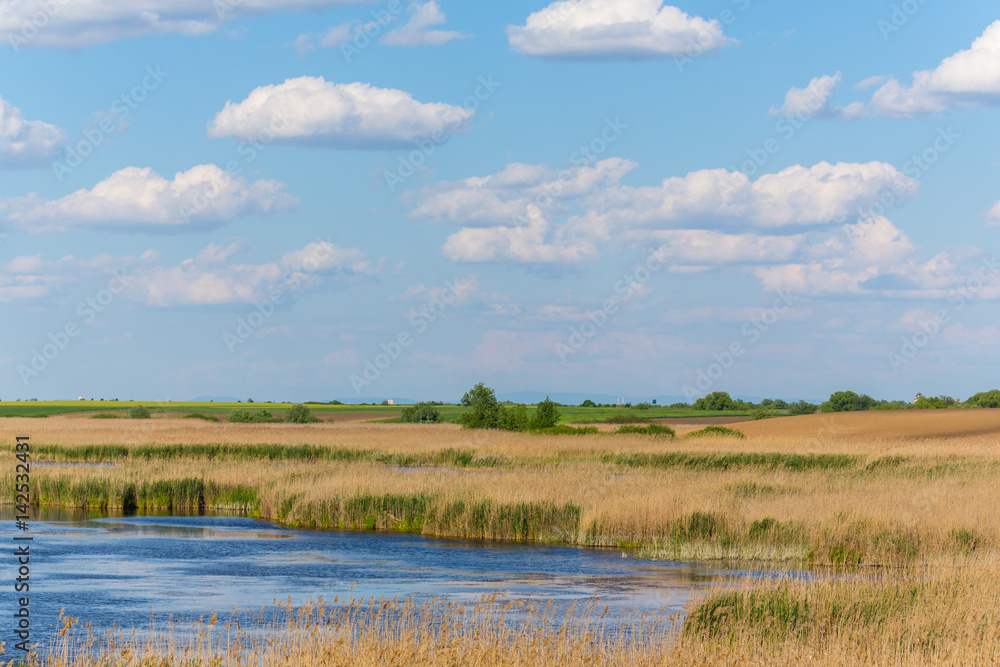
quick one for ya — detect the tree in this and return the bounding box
[459,382,502,429]
[692,391,736,411]
[400,402,442,423]
[579,399,597,408]
[821,391,878,413]
[965,390,1000,409]
[788,401,818,416]
[529,396,560,429]
[286,404,319,423]
[499,404,529,431]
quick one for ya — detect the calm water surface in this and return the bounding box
[1,508,807,646]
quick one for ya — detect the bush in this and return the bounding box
[686,426,746,439]
[965,389,1000,409]
[615,424,675,437]
[286,404,320,424]
[692,391,736,411]
[400,402,443,424]
[529,396,560,429]
[669,402,689,408]
[227,409,281,424]
[128,405,151,419]
[579,399,597,408]
[749,405,777,421]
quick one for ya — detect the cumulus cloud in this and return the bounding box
[986,201,1000,228]
[583,161,918,233]
[864,21,1000,117]
[507,0,732,60]
[409,158,636,225]
[382,1,467,46]
[4,164,296,232]
[0,95,64,169]
[208,77,474,149]
[441,206,598,263]
[0,0,371,49]
[768,73,867,121]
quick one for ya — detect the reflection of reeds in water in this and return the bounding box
[39,593,679,666]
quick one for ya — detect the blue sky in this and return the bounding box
[1,0,998,403]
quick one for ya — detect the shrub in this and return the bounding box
[579,399,597,407]
[669,402,689,408]
[286,404,320,424]
[499,404,529,431]
[529,396,560,429]
[128,405,151,419]
[399,402,443,424]
[686,426,746,439]
[749,405,777,421]
[182,412,219,422]
[228,409,281,424]
[531,425,599,435]
[615,424,675,437]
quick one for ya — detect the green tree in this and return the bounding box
[399,402,443,423]
[692,391,736,411]
[499,404,529,431]
[459,382,502,429]
[286,404,319,423]
[529,396,560,429]
[788,401,818,416]
[821,391,878,413]
[128,405,151,419]
[965,389,1000,409]
[579,399,597,408]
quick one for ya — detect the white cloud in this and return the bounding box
[584,161,917,232]
[4,164,296,232]
[0,95,64,169]
[320,22,358,47]
[869,20,1000,117]
[507,0,732,60]
[409,158,636,225]
[0,0,371,49]
[208,77,474,149]
[768,73,868,121]
[944,324,1000,347]
[986,201,1000,228]
[648,229,803,265]
[382,1,467,47]
[441,206,598,263]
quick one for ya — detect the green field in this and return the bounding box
[0,400,750,422]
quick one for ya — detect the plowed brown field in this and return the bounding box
[737,408,1000,440]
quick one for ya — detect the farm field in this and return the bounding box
[5,408,1000,664]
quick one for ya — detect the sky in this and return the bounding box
[0,0,998,403]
